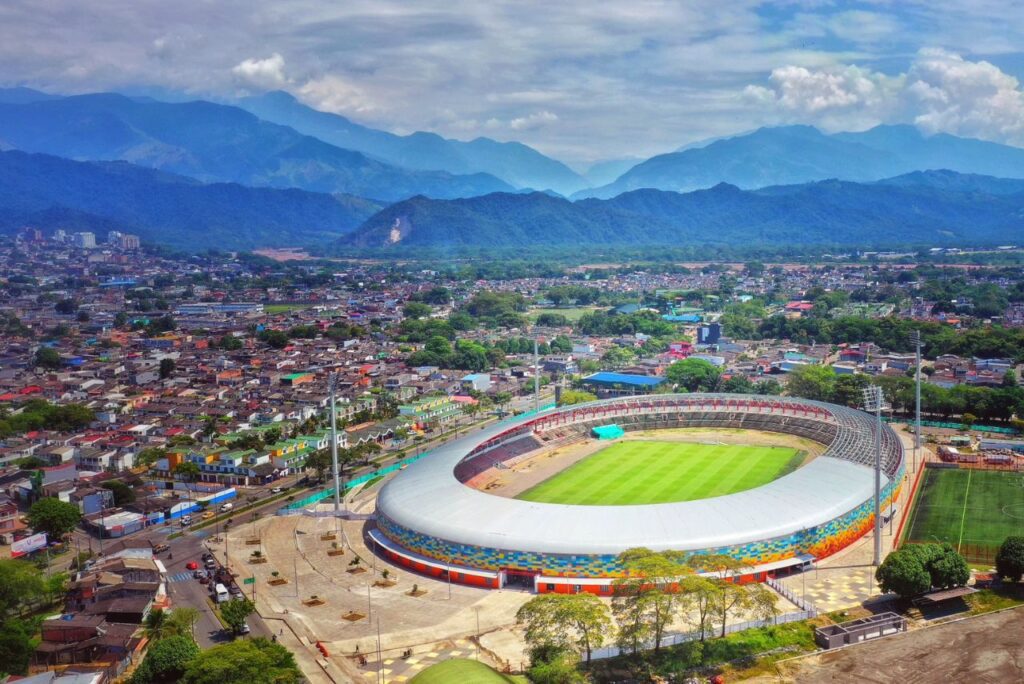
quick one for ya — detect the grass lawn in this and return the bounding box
[516,440,802,505]
[264,303,313,314]
[528,306,599,322]
[410,659,524,684]
[903,468,1024,556]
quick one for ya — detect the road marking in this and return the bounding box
[956,468,973,553]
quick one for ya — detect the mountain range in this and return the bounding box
[343,170,1024,251]
[0,150,381,250]
[577,125,1024,199]
[0,91,514,202]
[237,91,587,196]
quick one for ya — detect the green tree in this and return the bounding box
[102,480,136,506]
[926,544,970,589]
[558,390,597,406]
[144,608,172,640]
[612,548,691,655]
[515,593,612,664]
[220,597,254,634]
[785,365,836,402]
[131,634,201,684]
[159,358,176,379]
[182,637,302,684]
[167,606,201,640]
[34,346,62,370]
[402,301,432,319]
[27,497,81,540]
[174,461,202,486]
[666,358,721,392]
[995,536,1024,582]
[0,618,34,677]
[136,447,168,467]
[875,547,932,598]
[0,559,46,615]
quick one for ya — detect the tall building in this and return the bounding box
[70,232,96,249]
[698,322,721,345]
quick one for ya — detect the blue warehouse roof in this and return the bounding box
[583,372,666,387]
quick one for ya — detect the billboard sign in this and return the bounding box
[11,532,48,558]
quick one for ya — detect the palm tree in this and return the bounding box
[167,606,200,639]
[143,608,170,640]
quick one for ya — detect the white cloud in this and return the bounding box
[231,53,288,90]
[509,110,558,131]
[296,74,376,115]
[744,49,1024,145]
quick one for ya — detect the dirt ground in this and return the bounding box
[762,607,1024,683]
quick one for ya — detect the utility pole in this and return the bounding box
[862,386,889,567]
[909,330,923,473]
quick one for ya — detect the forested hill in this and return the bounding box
[340,172,1024,251]
[0,150,382,250]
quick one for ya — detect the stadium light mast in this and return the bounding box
[329,372,341,517]
[862,385,889,567]
[908,330,923,473]
[534,337,540,413]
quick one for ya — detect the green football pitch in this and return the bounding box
[903,468,1024,554]
[515,440,803,506]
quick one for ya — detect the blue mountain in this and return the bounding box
[0,92,513,202]
[237,91,588,195]
[579,125,1024,198]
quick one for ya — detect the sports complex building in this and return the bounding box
[371,394,905,593]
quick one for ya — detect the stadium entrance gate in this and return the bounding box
[502,569,539,590]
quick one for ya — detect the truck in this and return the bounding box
[219,502,233,513]
[214,583,230,603]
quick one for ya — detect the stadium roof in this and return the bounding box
[377,395,897,556]
[583,372,666,387]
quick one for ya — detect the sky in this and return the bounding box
[3,1,1024,167]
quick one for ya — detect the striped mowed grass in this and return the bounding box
[516,440,802,506]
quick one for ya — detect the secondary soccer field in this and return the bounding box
[515,440,803,505]
[903,468,1024,556]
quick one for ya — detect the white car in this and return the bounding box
[271,487,282,494]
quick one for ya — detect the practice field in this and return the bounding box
[515,440,803,505]
[903,467,1024,556]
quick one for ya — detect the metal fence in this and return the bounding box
[588,610,819,661]
[766,576,819,614]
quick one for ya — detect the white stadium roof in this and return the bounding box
[377,397,896,556]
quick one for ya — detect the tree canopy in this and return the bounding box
[181,637,302,684]
[27,497,81,539]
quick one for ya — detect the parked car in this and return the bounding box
[201,552,213,561]
[193,569,205,579]
[229,584,243,596]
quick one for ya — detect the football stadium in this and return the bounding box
[372,394,905,593]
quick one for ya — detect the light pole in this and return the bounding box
[909,330,923,473]
[329,373,341,518]
[533,337,540,414]
[862,385,889,567]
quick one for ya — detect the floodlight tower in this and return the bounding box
[862,385,889,567]
[328,372,341,517]
[533,337,540,413]
[908,330,923,473]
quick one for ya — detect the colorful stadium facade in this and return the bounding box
[373,394,905,593]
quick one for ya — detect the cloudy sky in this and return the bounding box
[3,1,1024,166]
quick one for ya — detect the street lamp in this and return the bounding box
[862,385,890,567]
